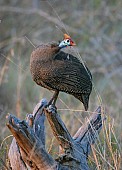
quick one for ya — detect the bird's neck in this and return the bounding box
[43,46,61,62]
[43,46,60,61]
[31,44,61,64]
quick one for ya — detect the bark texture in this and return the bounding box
[7,99,105,170]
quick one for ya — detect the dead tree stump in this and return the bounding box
[7,99,105,170]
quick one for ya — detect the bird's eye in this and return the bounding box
[67,39,70,43]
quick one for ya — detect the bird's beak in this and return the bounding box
[70,40,76,46]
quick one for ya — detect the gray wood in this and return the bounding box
[7,99,105,170]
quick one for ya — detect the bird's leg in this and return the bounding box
[48,90,59,106]
[52,90,59,105]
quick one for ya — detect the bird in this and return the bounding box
[30,34,92,111]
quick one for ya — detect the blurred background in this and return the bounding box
[0,0,122,169]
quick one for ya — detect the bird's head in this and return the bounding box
[59,34,76,49]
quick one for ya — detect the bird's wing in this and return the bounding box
[44,52,92,94]
[54,51,81,63]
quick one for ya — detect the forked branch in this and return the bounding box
[7,99,105,170]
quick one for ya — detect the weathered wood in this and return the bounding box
[73,107,104,157]
[8,138,27,170]
[32,99,47,146]
[7,99,105,170]
[8,99,58,170]
[44,105,73,149]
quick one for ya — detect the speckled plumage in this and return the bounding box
[30,43,92,110]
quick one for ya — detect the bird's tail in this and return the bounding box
[73,93,89,111]
[81,94,89,111]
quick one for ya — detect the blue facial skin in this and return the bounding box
[59,39,70,48]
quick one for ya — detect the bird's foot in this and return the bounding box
[45,104,57,114]
[46,99,57,109]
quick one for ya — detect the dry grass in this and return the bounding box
[0,0,122,169]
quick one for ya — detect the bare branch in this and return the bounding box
[7,100,105,170]
[32,98,47,146]
[0,6,82,34]
[44,105,73,149]
[7,99,59,170]
[73,106,106,156]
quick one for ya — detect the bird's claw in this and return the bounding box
[46,104,57,114]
